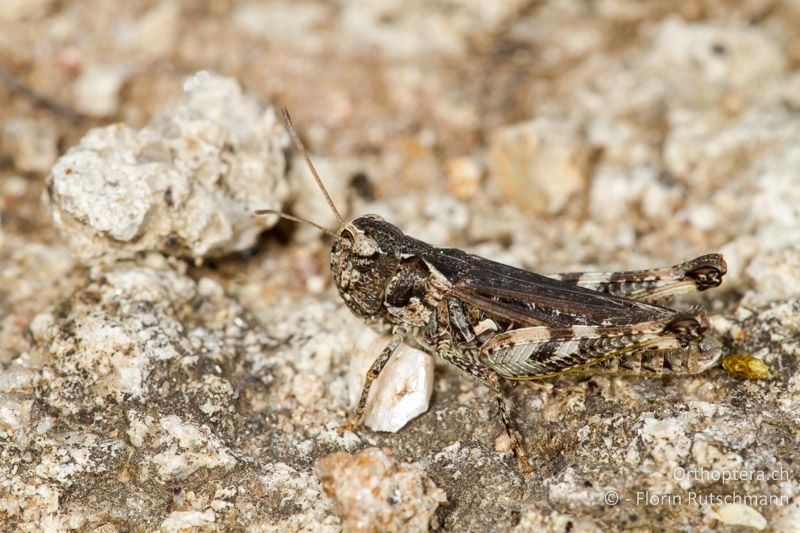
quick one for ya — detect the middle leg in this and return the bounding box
[337,327,406,436]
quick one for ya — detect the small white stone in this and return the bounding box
[0,397,32,431]
[2,117,59,174]
[160,509,215,532]
[127,413,150,448]
[160,415,206,449]
[494,431,512,452]
[348,329,434,433]
[446,156,482,200]
[489,117,589,215]
[28,313,55,343]
[134,0,180,59]
[197,277,224,298]
[73,65,128,118]
[306,275,326,295]
[639,416,692,464]
[708,503,767,530]
[35,417,54,435]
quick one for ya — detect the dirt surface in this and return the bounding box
[2,1,800,531]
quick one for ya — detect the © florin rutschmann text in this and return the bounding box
[602,466,791,507]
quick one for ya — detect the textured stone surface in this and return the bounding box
[316,447,447,532]
[1,117,59,174]
[488,117,590,215]
[47,72,289,264]
[2,1,800,531]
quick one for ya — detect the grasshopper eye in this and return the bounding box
[352,233,378,256]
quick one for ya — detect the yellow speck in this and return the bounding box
[721,354,771,380]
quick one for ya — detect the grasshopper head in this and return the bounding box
[263,109,413,319]
[330,214,402,318]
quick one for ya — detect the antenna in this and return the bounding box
[281,107,345,226]
[254,208,340,239]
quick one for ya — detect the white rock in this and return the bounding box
[0,396,32,432]
[639,416,692,464]
[771,499,800,533]
[489,117,589,215]
[49,72,289,264]
[135,0,180,59]
[708,503,767,530]
[743,245,800,306]
[28,312,55,342]
[446,155,482,200]
[160,509,215,532]
[0,366,36,394]
[1,117,59,174]
[160,415,207,449]
[50,137,153,241]
[649,18,787,93]
[73,64,128,118]
[126,412,150,448]
[152,415,237,480]
[39,263,200,414]
[347,329,434,433]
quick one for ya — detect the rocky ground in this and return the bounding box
[2,1,800,531]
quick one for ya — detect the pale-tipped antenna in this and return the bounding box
[281,107,345,226]
[254,208,340,239]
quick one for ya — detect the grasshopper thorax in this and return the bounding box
[330,214,405,318]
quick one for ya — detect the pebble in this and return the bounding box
[445,155,482,200]
[347,329,434,433]
[160,509,216,532]
[315,448,447,532]
[488,117,589,215]
[134,0,180,59]
[708,503,767,530]
[72,64,128,118]
[1,117,59,174]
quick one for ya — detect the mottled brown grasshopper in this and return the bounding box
[257,109,726,474]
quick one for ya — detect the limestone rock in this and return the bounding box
[48,72,289,264]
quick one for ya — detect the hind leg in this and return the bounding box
[485,371,532,475]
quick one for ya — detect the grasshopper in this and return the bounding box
[257,109,726,474]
